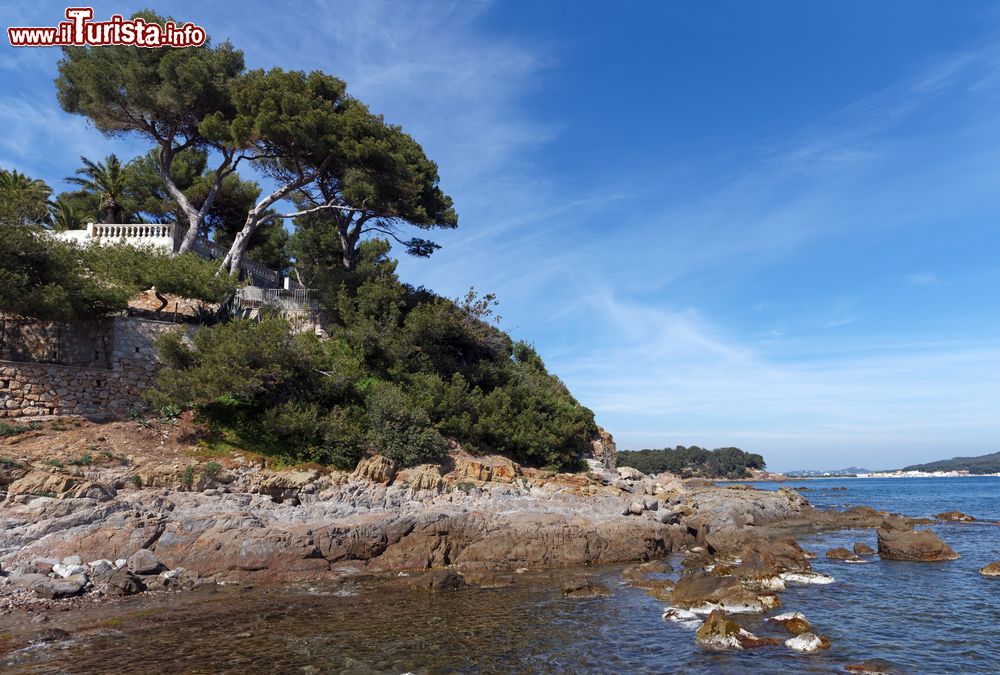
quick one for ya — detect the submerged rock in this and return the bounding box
[406,569,466,592]
[562,576,610,598]
[695,609,779,649]
[876,518,959,562]
[662,606,702,629]
[670,573,772,613]
[934,511,975,522]
[979,561,1000,577]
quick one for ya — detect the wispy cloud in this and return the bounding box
[905,272,941,286]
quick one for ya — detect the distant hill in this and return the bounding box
[784,467,872,477]
[617,446,765,479]
[902,451,1000,474]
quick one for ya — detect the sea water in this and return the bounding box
[3,477,998,673]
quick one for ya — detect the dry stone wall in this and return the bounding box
[0,318,189,420]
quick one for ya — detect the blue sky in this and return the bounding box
[3,1,1000,470]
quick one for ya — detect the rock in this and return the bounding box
[61,555,82,566]
[588,427,617,469]
[643,498,659,512]
[107,567,145,596]
[617,466,646,482]
[29,628,70,644]
[935,511,976,522]
[52,563,87,578]
[826,547,858,561]
[656,509,682,525]
[767,611,811,635]
[27,557,60,575]
[34,574,86,599]
[245,469,319,503]
[353,455,397,485]
[853,542,875,556]
[406,569,466,592]
[627,502,645,516]
[128,548,165,575]
[784,632,830,652]
[401,464,443,492]
[562,575,611,598]
[670,572,771,613]
[876,518,959,561]
[88,559,114,578]
[844,659,902,674]
[12,573,51,589]
[979,561,1000,577]
[695,609,779,649]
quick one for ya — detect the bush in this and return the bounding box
[365,382,448,466]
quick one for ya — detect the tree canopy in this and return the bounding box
[617,446,767,479]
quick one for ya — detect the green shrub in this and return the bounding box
[0,422,36,437]
[202,461,222,478]
[365,382,447,467]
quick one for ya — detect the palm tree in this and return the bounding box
[65,154,133,223]
[50,195,86,230]
[0,168,52,225]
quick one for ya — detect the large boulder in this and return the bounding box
[876,518,959,562]
[107,567,145,596]
[695,609,779,649]
[853,542,875,556]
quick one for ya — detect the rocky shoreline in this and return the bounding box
[0,418,994,666]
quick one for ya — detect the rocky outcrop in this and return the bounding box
[934,511,975,522]
[588,427,617,470]
[694,609,779,649]
[767,611,811,635]
[876,518,959,562]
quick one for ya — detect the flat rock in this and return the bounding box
[34,574,86,599]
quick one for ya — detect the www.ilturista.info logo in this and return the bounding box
[7,8,206,48]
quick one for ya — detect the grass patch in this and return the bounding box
[0,421,37,437]
[43,459,64,468]
[69,452,93,467]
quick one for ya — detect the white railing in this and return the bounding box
[91,223,174,239]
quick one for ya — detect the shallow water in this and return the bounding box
[4,477,999,673]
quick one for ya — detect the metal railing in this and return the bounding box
[231,287,315,313]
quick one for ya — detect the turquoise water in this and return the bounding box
[4,477,999,673]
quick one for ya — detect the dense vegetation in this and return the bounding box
[617,446,766,479]
[902,451,1000,474]
[149,241,597,471]
[0,224,234,321]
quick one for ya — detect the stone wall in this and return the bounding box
[0,318,189,420]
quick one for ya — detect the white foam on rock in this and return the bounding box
[662,607,702,629]
[768,611,807,623]
[779,572,835,585]
[785,632,824,652]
